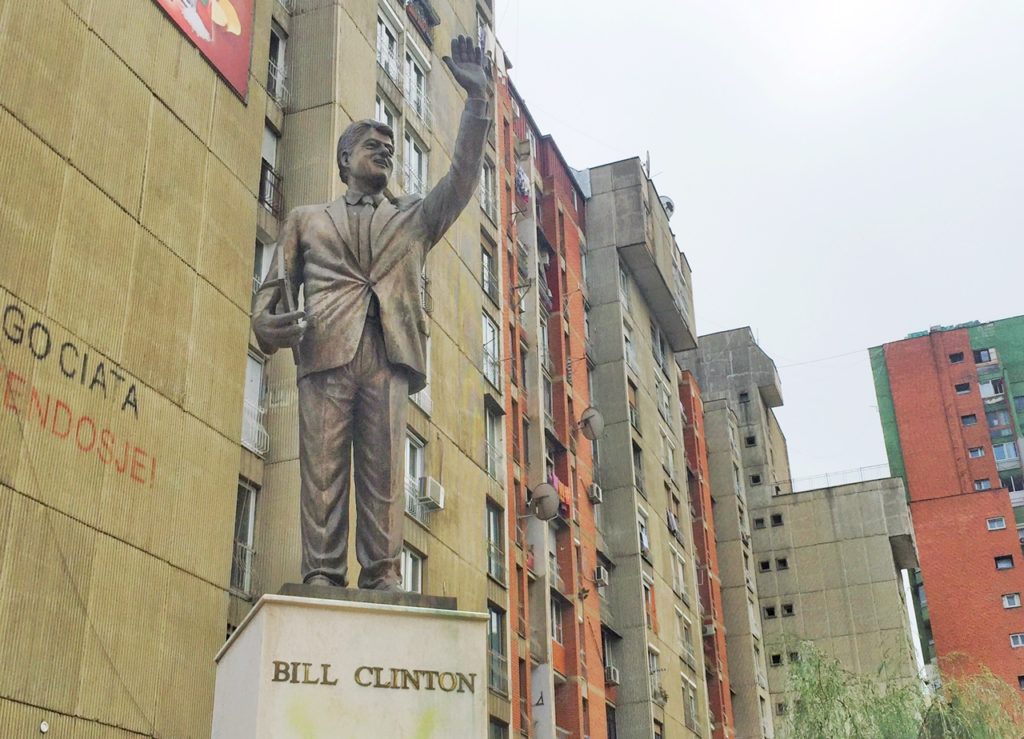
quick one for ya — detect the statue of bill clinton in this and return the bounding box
[252,36,491,590]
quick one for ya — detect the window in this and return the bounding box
[1018,676,1024,690]
[375,93,397,130]
[789,651,801,663]
[1011,633,1024,649]
[230,479,257,594]
[1015,396,1024,413]
[404,432,426,520]
[487,605,508,694]
[988,517,1007,531]
[403,131,428,195]
[624,323,638,372]
[633,442,645,495]
[267,22,288,105]
[954,382,970,394]
[628,381,640,430]
[642,578,656,629]
[739,391,750,403]
[253,240,274,292]
[996,555,1015,570]
[488,720,508,739]
[647,649,661,689]
[375,14,400,82]
[994,442,1019,462]
[759,560,771,573]
[961,414,977,427]
[671,551,687,597]
[745,435,757,447]
[481,244,498,303]
[973,348,995,364]
[485,407,502,479]
[637,509,651,556]
[974,479,993,491]
[988,410,1011,428]
[550,599,564,643]
[650,322,664,368]
[482,314,500,387]
[480,160,497,221]
[969,447,985,458]
[949,352,964,363]
[980,379,1005,398]
[404,51,429,124]
[770,653,782,666]
[776,702,788,716]
[763,605,777,619]
[401,546,423,593]
[486,502,505,582]
[1003,593,1021,609]
[771,513,784,527]
[241,354,267,455]
[750,474,762,486]
[260,124,282,217]
[753,517,766,530]
[782,603,795,616]
[776,557,789,570]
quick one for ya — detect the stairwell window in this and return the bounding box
[961,414,977,427]
[996,555,1015,570]
[954,382,970,394]
[949,352,965,363]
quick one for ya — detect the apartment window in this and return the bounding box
[750,474,762,485]
[961,414,978,427]
[404,51,429,124]
[638,509,651,557]
[400,545,423,593]
[488,720,508,739]
[550,599,564,643]
[1006,472,1024,492]
[267,22,288,105]
[647,649,661,689]
[776,557,789,570]
[782,603,795,616]
[789,651,801,663]
[650,322,664,367]
[628,381,640,430]
[375,14,400,82]
[403,131,428,195]
[738,391,750,403]
[974,479,993,491]
[671,551,687,597]
[745,434,757,447]
[606,705,618,739]
[995,555,1015,570]
[954,382,970,394]
[624,323,638,372]
[1018,676,1024,690]
[994,442,1020,462]
[771,513,784,527]
[753,517,766,530]
[481,244,499,303]
[642,578,655,629]
[759,560,771,573]
[486,502,506,583]
[1003,593,1021,609]
[252,240,274,293]
[242,354,267,455]
[980,379,1006,398]
[949,351,965,363]
[487,605,508,694]
[969,447,986,458]
[482,314,500,387]
[653,720,663,739]
[1011,633,1024,649]
[1015,396,1024,413]
[763,605,777,619]
[988,410,1011,428]
[485,407,502,479]
[230,479,257,595]
[480,159,498,221]
[974,348,995,363]
[259,124,283,217]
[375,93,397,130]
[988,517,1007,531]
[770,654,783,667]
[633,442,645,495]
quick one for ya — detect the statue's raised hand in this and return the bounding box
[442,34,491,100]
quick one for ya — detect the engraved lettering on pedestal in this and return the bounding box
[271,661,337,686]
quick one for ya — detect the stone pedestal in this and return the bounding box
[212,590,488,738]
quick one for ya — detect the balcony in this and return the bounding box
[267,58,289,108]
[241,401,269,456]
[259,161,284,220]
[229,539,255,596]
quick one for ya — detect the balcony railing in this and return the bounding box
[230,539,255,595]
[488,650,509,695]
[403,163,426,196]
[405,86,433,129]
[487,541,506,583]
[516,242,529,277]
[259,161,284,219]
[419,274,433,313]
[480,184,498,222]
[485,439,503,479]
[404,478,430,524]
[241,401,269,456]
[267,58,289,107]
[483,264,500,304]
[376,46,402,85]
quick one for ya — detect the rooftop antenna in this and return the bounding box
[643,150,652,176]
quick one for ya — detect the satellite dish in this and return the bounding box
[578,407,605,441]
[531,483,559,521]
[660,196,676,219]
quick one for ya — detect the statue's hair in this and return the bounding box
[337,119,395,183]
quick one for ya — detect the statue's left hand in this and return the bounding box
[443,34,491,99]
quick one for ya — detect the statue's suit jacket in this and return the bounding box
[253,102,491,394]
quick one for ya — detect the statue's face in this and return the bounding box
[345,129,394,192]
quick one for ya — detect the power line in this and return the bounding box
[778,348,866,368]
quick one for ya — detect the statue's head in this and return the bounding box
[337,119,395,192]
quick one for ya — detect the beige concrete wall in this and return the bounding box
[0,0,275,734]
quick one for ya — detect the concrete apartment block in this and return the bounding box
[749,478,920,730]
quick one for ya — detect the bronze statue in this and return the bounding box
[252,36,492,590]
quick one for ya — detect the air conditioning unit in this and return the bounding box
[594,565,610,587]
[588,482,603,504]
[604,664,621,686]
[417,476,445,510]
[702,623,716,637]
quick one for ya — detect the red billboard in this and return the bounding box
[154,0,254,99]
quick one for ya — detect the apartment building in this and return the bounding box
[580,158,711,738]
[871,316,1024,690]
[750,478,920,730]
[680,372,737,739]
[680,329,788,739]
[0,0,271,734]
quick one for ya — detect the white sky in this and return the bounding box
[494,0,1024,482]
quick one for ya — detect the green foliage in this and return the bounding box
[783,644,1024,739]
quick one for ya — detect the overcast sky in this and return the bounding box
[494,0,1024,483]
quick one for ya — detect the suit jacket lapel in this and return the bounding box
[325,197,360,267]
